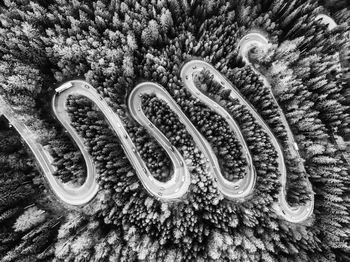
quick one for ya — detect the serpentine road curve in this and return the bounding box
[129,82,255,200]
[2,59,314,222]
[237,35,314,222]
[55,81,190,201]
[0,95,99,205]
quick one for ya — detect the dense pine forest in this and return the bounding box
[1,0,350,261]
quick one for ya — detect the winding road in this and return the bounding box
[237,34,314,222]
[180,66,256,199]
[55,81,190,201]
[129,82,255,200]
[1,58,314,222]
[0,95,98,205]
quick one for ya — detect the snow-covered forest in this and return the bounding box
[1,0,350,261]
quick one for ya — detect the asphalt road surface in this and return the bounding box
[0,95,98,205]
[180,65,257,200]
[1,57,315,222]
[56,81,191,201]
[237,34,314,222]
[130,82,255,200]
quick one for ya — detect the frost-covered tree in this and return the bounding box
[0,0,350,261]
[13,206,46,232]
